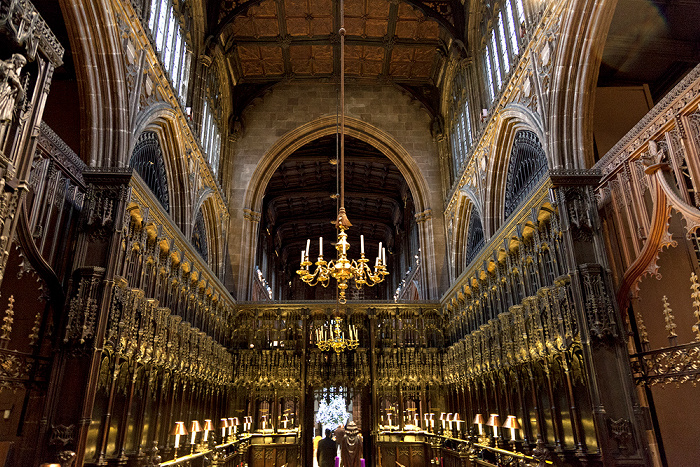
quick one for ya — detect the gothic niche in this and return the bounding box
[465,205,485,265]
[504,130,548,219]
[192,209,208,262]
[129,131,170,213]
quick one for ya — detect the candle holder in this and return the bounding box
[189,420,201,453]
[170,421,188,459]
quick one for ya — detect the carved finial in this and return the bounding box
[662,295,678,345]
[0,295,14,347]
[635,310,650,351]
[28,309,41,347]
[691,273,700,341]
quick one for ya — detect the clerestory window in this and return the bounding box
[147,0,192,104]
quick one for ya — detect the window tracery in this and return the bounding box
[201,62,223,176]
[192,208,209,262]
[466,205,485,266]
[504,130,548,219]
[448,66,473,180]
[481,0,525,104]
[130,131,170,213]
[147,0,192,104]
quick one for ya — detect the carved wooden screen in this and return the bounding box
[130,131,170,213]
[465,205,484,266]
[192,208,208,262]
[504,130,547,219]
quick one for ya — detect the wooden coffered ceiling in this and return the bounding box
[210,0,466,117]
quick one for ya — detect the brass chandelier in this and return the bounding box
[295,0,388,305]
[315,317,359,354]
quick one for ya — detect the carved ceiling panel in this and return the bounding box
[222,0,451,87]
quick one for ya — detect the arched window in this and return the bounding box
[448,67,473,180]
[191,209,208,262]
[504,130,548,219]
[147,0,192,104]
[201,63,223,175]
[466,206,485,266]
[482,0,525,103]
[130,131,170,213]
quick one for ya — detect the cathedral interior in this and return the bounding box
[1,0,700,466]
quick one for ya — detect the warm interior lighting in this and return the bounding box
[189,420,201,445]
[296,0,388,305]
[202,419,213,441]
[503,415,521,441]
[220,418,229,438]
[486,414,500,438]
[316,317,359,353]
[171,421,188,449]
[473,413,485,435]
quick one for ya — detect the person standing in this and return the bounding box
[317,428,337,467]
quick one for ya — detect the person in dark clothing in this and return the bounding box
[317,428,337,467]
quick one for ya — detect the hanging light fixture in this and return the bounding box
[315,317,359,353]
[296,0,389,305]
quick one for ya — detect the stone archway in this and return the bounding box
[237,116,439,301]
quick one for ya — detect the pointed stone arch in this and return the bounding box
[238,116,437,301]
[485,104,547,234]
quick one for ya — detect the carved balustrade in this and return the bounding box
[117,173,235,348]
[594,63,700,388]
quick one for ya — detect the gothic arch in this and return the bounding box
[449,190,484,282]
[239,116,437,300]
[133,105,192,230]
[60,0,130,168]
[548,0,619,169]
[486,105,547,233]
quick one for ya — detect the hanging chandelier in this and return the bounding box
[315,317,359,354]
[295,0,389,305]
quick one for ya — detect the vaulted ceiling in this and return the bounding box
[208,0,467,118]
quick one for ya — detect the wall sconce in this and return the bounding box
[171,421,188,457]
[202,419,213,442]
[220,418,229,439]
[486,414,500,439]
[473,413,485,435]
[502,415,521,441]
[189,420,201,446]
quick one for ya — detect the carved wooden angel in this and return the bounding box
[0,53,26,143]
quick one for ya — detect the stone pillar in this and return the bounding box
[551,170,651,466]
[415,209,438,300]
[237,208,261,300]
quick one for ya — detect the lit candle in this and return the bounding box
[319,237,323,256]
[221,418,227,438]
[361,460,365,467]
[301,249,305,264]
[378,242,382,261]
[174,433,181,449]
[306,239,310,256]
[360,235,364,254]
[382,247,386,263]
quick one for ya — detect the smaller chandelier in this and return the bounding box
[316,317,359,354]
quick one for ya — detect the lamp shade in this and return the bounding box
[171,421,188,436]
[233,417,240,425]
[220,418,229,428]
[473,414,485,425]
[189,420,202,433]
[486,414,500,427]
[503,415,521,430]
[203,419,214,431]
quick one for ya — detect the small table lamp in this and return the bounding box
[486,414,500,441]
[189,420,202,446]
[202,419,213,442]
[502,415,521,444]
[170,421,188,457]
[473,413,485,435]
